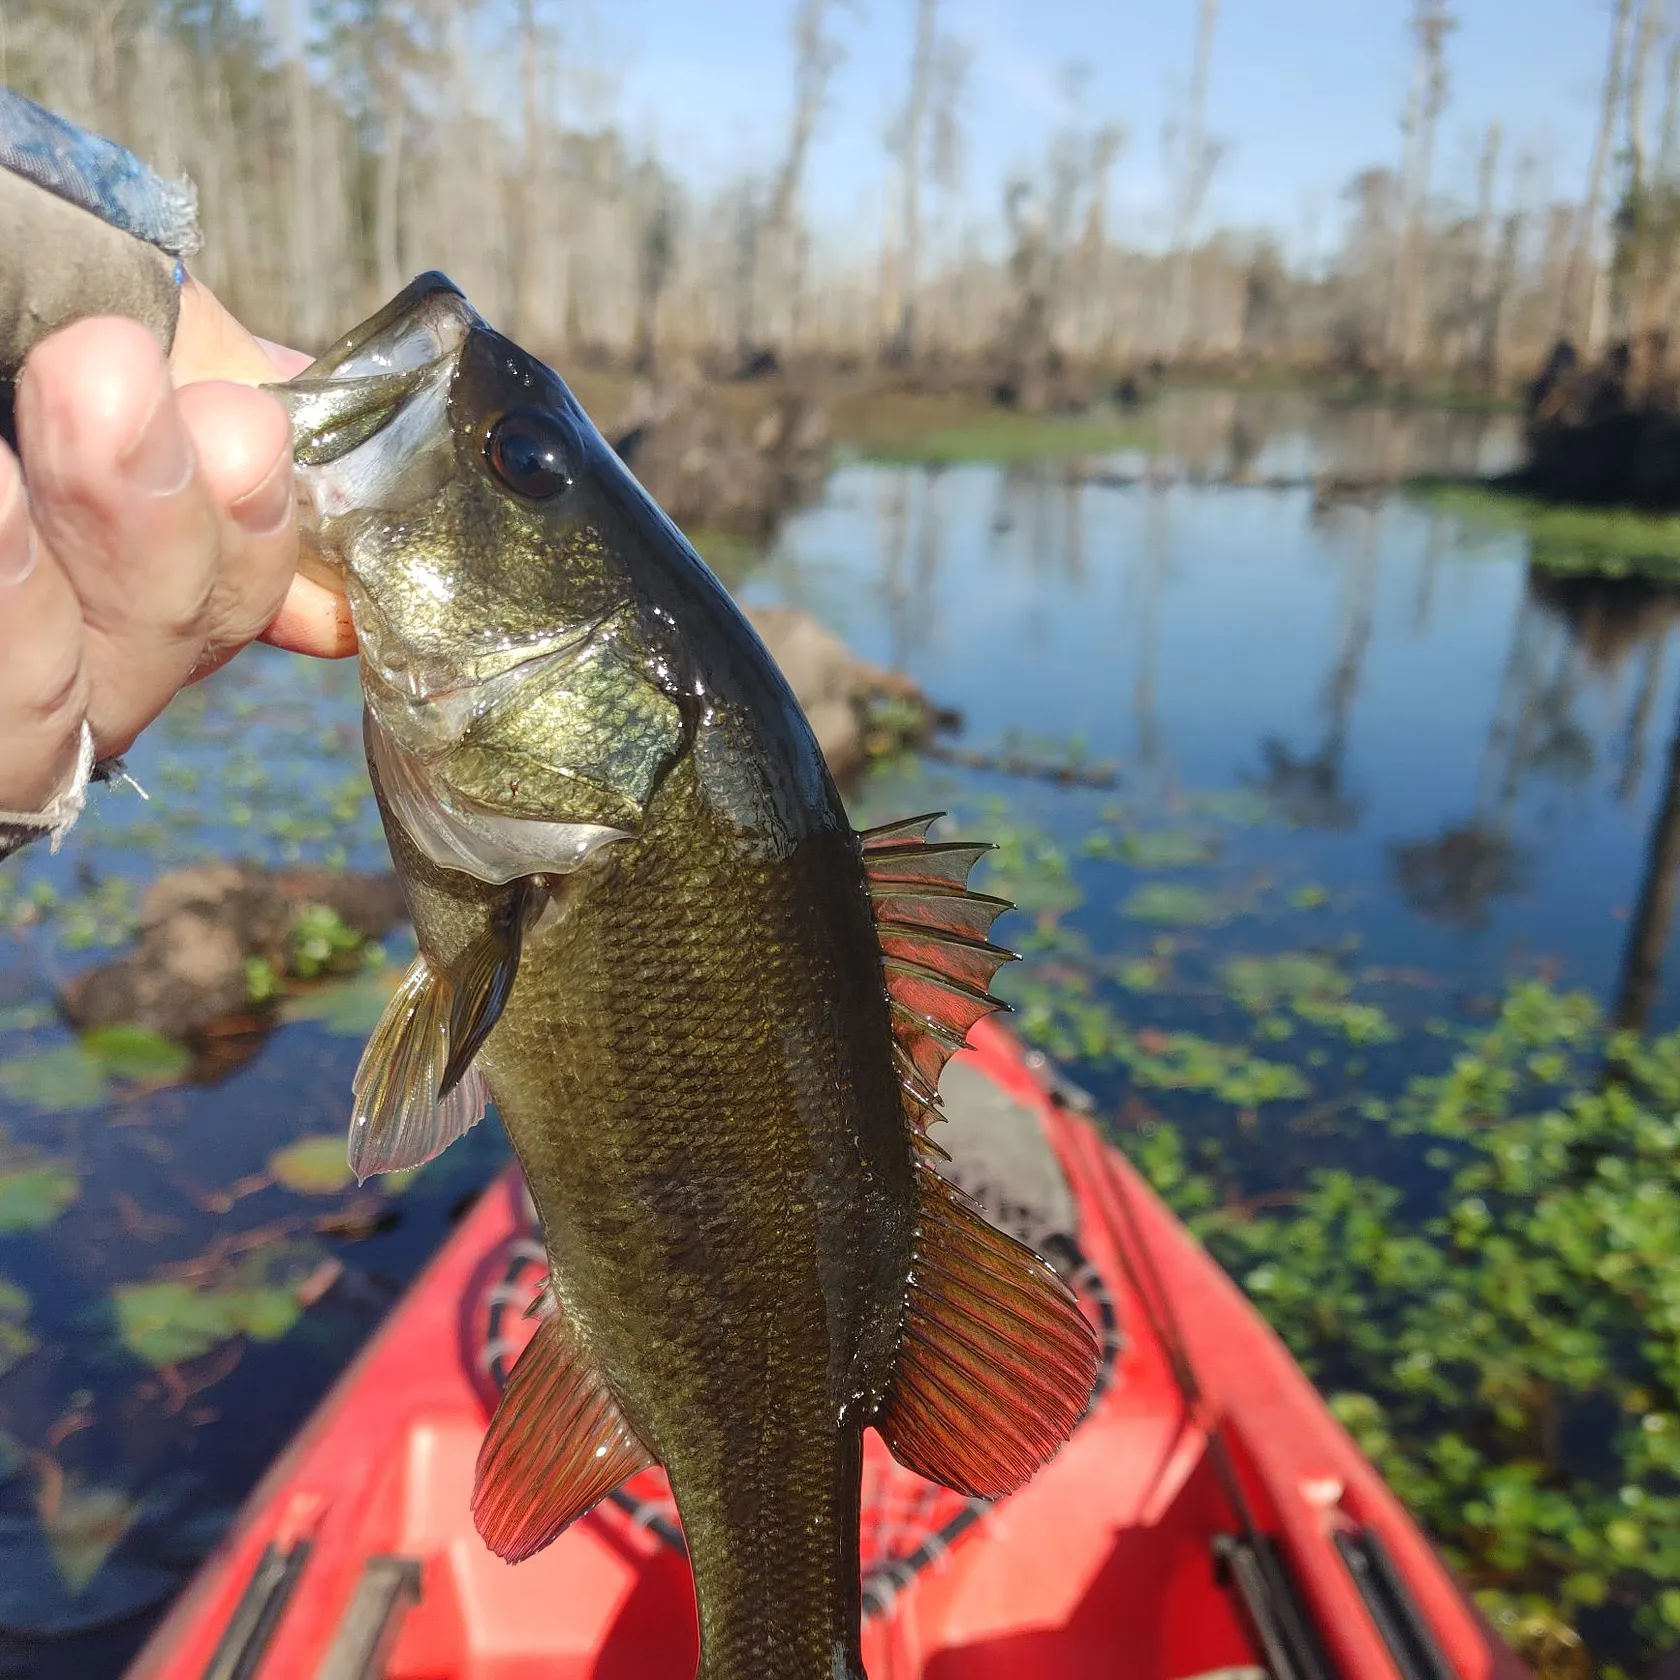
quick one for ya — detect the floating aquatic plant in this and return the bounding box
[0,1280,35,1377]
[0,1165,78,1234]
[281,967,403,1037]
[267,1135,354,1196]
[114,1247,325,1369]
[1133,981,1680,1673]
[1120,883,1228,927]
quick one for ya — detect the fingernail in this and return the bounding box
[0,452,38,587]
[118,373,194,496]
[231,453,295,537]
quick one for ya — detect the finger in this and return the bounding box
[175,380,297,668]
[0,443,91,812]
[170,276,294,386]
[17,318,223,758]
[255,337,314,379]
[260,573,359,659]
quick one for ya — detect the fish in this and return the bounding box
[275,271,1100,1680]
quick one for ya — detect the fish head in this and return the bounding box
[273,272,713,884]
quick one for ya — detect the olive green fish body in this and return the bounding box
[292,274,1099,1680]
[495,761,908,1677]
[374,665,909,1680]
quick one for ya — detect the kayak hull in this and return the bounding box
[124,1020,1527,1680]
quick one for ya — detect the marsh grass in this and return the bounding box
[1410,479,1680,580]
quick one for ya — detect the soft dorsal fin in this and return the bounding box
[347,886,529,1181]
[878,1161,1099,1498]
[473,1308,654,1563]
[859,814,1016,1134]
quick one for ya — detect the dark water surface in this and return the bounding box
[1,397,1674,1674]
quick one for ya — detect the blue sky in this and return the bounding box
[567,0,1622,263]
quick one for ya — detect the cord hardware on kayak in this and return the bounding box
[1213,1533,1337,1680]
[1334,1529,1458,1680]
[314,1556,423,1680]
[197,1534,313,1680]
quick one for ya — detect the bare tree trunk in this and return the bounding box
[275,0,322,347]
[373,54,406,304]
[513,0,545,343]
[1660,26,1680,178]
[1561,0,1635,345]
[1391,0,1453,371]
[1482,175,1529,390]
[1459,122,1501,376]
[1164,0,1219,360]
[757,0,841,351]
[886,0,938,365]
[1620,0,1664,339]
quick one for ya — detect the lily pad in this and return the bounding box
[0,1279,34,1378]
[0,1044,107,1113]
[1224,952,1350,1015]
[0,1505,175,1635]
[1121,884,1228,927]
[114,1248,320,1368]
[82,1024,191,1082]
[1120,830,1218,870]
[268,1135,353,1196]
[1221,954,1396,1045]
[282,968,401,1037]
[1120,1027,1310,1107]
[44,1479,140,1596]
[0,1164,78,1233]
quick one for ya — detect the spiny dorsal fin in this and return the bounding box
[878,1162,1099,1498]
[473,1309,653,1563]
[859,813,1015,1129]
[347,889,529,1181]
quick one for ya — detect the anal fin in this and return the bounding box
[348,887,530,1181]
[473,1309,653,1563]
[879,1161,1099,1499]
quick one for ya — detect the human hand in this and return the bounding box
[0,277,356,820]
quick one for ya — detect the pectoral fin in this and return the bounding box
[473,1308,654,1563]
[878,1161,1099,1499]
[347,885,530,1181]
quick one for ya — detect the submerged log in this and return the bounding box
[611,367,831,540]
[60,865,406,1042]
[743,605,949,781]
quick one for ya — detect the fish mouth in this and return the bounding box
[304,272,480,384]
[269,274,484,551]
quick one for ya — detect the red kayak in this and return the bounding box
[123,1019,1527,1680]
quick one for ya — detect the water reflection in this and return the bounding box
[8,390,1680,1677]
[753,415,1680,1025]
[1143,387,1524,483]
[1249,502,1380,832]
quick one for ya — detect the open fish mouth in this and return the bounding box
[269,274,484,560]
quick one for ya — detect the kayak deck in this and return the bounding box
[124,1020,1526,1680]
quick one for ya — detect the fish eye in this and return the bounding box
[487,409,572,499]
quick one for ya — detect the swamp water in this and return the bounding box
[0,397,1675,1677]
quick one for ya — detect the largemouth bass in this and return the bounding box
[278,273,1099,1680]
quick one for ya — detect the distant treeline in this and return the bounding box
[2,0,1666,391]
